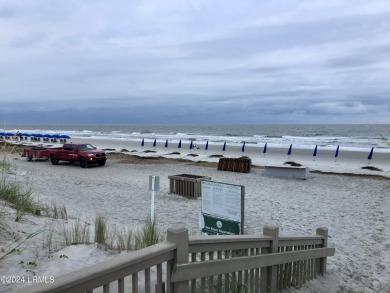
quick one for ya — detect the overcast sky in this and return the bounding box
[1,0,390,124]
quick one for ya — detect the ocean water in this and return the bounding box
[4,124,390,151]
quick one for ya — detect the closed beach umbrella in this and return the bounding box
[165,139,168,149]
[367,147,374,164]
[178,139,182,149]
[335,145,340,159]
[241,142,246,153]
[205,141,209,151]
[189,141,193,150]
[141,138,145,148]
[263,143,267,157]
[287,144,292,157]
[313,145,318,160]
[222,141,226,152]
[153,139,156,148]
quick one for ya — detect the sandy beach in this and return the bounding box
[1,138,390,292]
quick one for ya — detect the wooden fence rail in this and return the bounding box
[12,226,334,293]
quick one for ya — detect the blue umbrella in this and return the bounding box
[153,139,156,148]
[6,132,14,136]
[165,139,168,149]
[178,139,182,149]
[313,145,318,160]
[367,147,374,164]
[222,141,226,152]
[52,134,61,139]
[34,134,44,138]
[60,134,71,139]
[189,141,193,150]
[43,134,53,138]
[205,141,209,151]
[263,143,267,157]
[335,145,340,161]
[241,142,246,153]
[141,138,145,148]
[0,132,5,136]
[287,144,292,157]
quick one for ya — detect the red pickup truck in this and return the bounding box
[24,143,107,168]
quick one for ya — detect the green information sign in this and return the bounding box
[202,214,241,235]
[201,180,244,235]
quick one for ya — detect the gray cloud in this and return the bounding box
[0,1,390,124]
[0,3,15,18]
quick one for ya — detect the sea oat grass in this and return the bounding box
[59,219,91,246]
[94,215,107,245]
[0,177,36,221]
[133,216,164,250]
[41,202,68,220]
[116,228,133,252]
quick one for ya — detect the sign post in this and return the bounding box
[201,181,244,235]
[148,176,160,222]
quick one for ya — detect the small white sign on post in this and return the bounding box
[148,176,160,222]
[149,176,160,191]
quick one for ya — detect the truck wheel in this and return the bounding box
[50,156,59,165]
[27,155,33,161]
[98,160,106,166]
[80,158,88,168]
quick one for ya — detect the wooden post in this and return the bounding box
[167,227,189,293]
[316,228,328,275]
[263,225,279,293]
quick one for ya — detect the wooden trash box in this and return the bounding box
[168,174,211,198]
[217,157,252,173]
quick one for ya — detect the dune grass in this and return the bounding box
[59,219,91,246]
[133,216,164,250]
[0,176,36,221]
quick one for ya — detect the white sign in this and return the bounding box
[148,175,160,222]
[149,176,160,191]
[201,181,243,222]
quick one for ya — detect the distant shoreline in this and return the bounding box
[2,138,390,179]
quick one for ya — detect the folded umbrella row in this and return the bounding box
[141,138,377,163]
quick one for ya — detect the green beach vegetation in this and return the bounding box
[0,147,164,266]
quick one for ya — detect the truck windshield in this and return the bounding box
[78,144,95,151]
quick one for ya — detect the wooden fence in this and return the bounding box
[12,226,335,293]
[217,157,252,173]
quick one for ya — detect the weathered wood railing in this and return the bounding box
[12,226,335,293]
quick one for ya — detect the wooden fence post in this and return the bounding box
[316,227,328,275]
[263,225,279,293]
[167,227,189,293]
